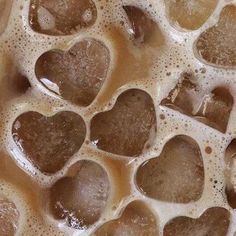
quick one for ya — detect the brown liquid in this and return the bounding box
[29,0,97,35]
[95,25,164,107]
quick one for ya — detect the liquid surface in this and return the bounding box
[49,160,110,229]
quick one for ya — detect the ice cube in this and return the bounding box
[123,6,164,46]
[196,5,236,67]
[161,74,233,133]
[164,207,230,236]
[195,87,233,133]
[50,160,110,229]
[0,197,19,236]
[90,89,157,157]
[12,111,86,174]
[161,72,198,116]
[93,201,159,236]
[35,38,110,106]
[29,0,97,35]
[165,0,218,30]
[136,135,204,203]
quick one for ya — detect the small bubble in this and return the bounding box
[160,114,165,120]
[205,146,212,154]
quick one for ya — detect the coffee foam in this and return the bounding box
[0,0,235,235]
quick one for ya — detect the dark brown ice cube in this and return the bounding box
[12,111,86,174]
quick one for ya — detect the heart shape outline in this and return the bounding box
[195,4,236,68]
[164,207,230,236]
[136,135,204,203]
[12,111,86,174]
[49,160,110,229]
[35,38,110,106]
[90,89,157,157]
[161,72,234,133]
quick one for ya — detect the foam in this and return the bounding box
[0,0,235,235]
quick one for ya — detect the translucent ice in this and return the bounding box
[12,111,86,174]
[196,5,236,67]
[35,39,110,106]
[136,135,204,203]
[0,197,19,236]
[94,201,159,236]
[166,0,218,30]
[164,207,230,236]
[50,161,110,229]
[29,0,97,35]
[91,89,157,157]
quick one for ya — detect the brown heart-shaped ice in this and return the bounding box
[136,135,204,203]
[50,160,110,229]
[123,5,164,46]
[0,197,19,236]
[29,0,97,35]
[224,139,236,209]
[0,56,31,101]
[90,89,157,157]
[161,72,234,133]
[195,5,236,68]
[164,207,230,236]
[165,0,218,30]
[12,111,86,174]
[35,38,110,106]
[93,201,159,236]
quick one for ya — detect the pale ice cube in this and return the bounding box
[196,5,236,67]
[37,6,56,30]
[93,201,159,236]
[161,74,233,133]
[164,207,230,236]
[161,72,198,115]
[195,87,233,133]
